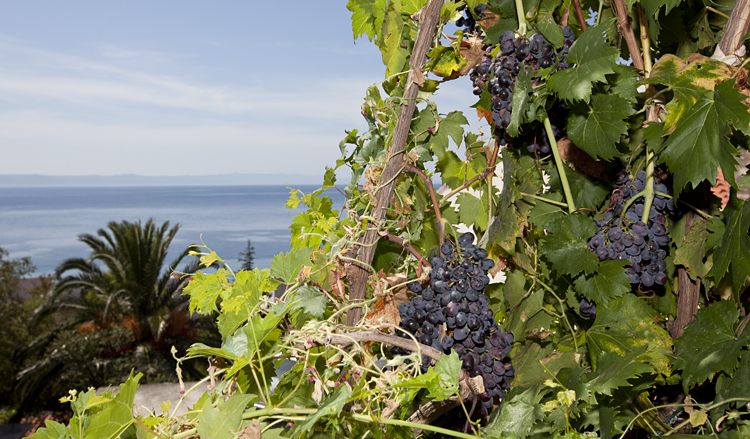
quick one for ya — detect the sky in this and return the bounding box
[0,1,477,178]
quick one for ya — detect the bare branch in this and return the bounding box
[404,164,444,246]
[611,0,645,72]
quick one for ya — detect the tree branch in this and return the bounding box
[668,213,702,339]
[572,0,587,31]
[317,329,444,361]
[611,0,645,72]
[379,232,431,275]
[404,164,444,246]
[345,0,445,325]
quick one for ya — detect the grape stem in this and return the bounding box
[405,164,445,246]
[640,150,655,223]
[543,117,576,213]
[572,0,588,31]
[521,192,569,209]
[379,231,431,274]
[514,0,527,35]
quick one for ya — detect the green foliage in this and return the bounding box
[35,1,750,437]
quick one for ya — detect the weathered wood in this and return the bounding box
[345,0,445,325]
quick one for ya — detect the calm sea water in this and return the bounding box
[0,185,343,275]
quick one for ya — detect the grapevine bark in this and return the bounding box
[346,0,445,326]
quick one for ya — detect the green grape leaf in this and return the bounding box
[396,351,461,400]
[607,64,640,104]
[456,192,488,230]
[648,55,735,132]
[587,295,673,375]
[585,351,652,396]
[673,216,716,280]
[640,0,684,17]
[567,94,634,160]
[292,285,328,318]
[432,111,468,157]
[547,24,619,102]
[28,420,68,439]
[716,350,750,403]
[197,394,256,439]
[659,96,738,195]
[347,0,387,41]
[547,162,610,210]
[271,248,313,284]
[183,269,229,315]
[84,373,142,439]
[708,200,750,290]
[381,1,408,77]
[507,67,532,137]
[540,214,599,277]
[675,300,749,390]
[574,259,630,305]
[535,0,564,48]
[484,387,544,437]
[295,385,353,433]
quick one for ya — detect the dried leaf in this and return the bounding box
[458,36,485,75]
[556,137,609,181]
[711,167,731,209]
[364,273,409,328]
[237,421,262,439]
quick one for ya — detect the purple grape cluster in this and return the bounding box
[397,232,514,418]
[469,29,574,152]
[455,2,487,33]
[579,298,596,319]
[588,171,675,288]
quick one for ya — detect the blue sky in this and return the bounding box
[0,1,476,177]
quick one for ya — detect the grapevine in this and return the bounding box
[30,0,750,438]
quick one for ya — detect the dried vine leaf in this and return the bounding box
[711,167,731,209]
[364,272,409,328]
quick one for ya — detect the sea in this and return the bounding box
[0,185,344,275]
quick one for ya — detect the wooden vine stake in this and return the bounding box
[345,0,445,326]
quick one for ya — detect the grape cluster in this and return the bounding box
[469,29,574,134]
[588,171,675,288]
[579,298,596,319]
[397,232,514,417]
[455,3,487,33]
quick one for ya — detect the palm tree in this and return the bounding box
[46,219,196,341]
[14,219,214,414]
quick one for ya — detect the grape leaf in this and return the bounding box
[648,55,734,132]
[507,67,532,137]
[381,1,408,77]
[540,214,599,277]
[396,351,461,400]
[271,248,313,284]
[295,385,353,433]
[674,300,750,390]
[183,269,229,315]
[535,0,564,49]
[585,351,652,396]
[456,192,488,230]
[574,259,630,305]
[673,216,716,280]
[708,200,750,294]
[607,64,639,104]
[292,285,328,318]
[716,350,750,403]
[567,94,634,160]
[84,374,142,439]
[484,387,544,438]
[347,0,387,41]
[659,96,738,195]
[587,295,673,375]
[547,24,619,102]
[432,111,468,156]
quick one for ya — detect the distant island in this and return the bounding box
[0,173,327,187]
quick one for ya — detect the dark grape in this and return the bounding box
[587,171,674,289]
[396,231,513,419]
